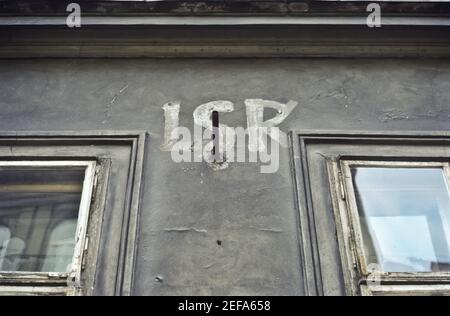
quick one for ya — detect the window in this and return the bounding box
[0,161,96,294]
[333,160,450,295]
[0,132,146,296]
[290,131,450,296]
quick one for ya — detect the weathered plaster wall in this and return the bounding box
[0,59,449,295]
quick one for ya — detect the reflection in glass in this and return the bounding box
[0,167,84,273]
[352,167,450,273]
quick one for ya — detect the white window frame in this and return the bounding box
[330,159,450,296]
[360,284,450,296]
[0,160,96,291]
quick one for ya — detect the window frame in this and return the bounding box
[0,160,97,288]
[0,131,146,296]
[331,159,450,295]
[289,130,450,296]
[360,284,450,296]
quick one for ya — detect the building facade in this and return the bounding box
[0,0,450,296]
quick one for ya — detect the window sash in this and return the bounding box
[333,160,450,294]
[0,160,96,286]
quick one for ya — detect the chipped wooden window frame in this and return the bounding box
[329,159,450,296]
[289,130,450,296]
[0,285,79,296]
[0,160,97,295]
[360,284,450,296]
[0,131,146,296]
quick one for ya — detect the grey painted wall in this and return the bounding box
[0,58,449,295]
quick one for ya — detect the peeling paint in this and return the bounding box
[161,101,181,151]
[163,227,208,234]
[379,109,410,122]
[379,107,450,122]
[102,83,129,124]
[249,227,283,233]
[245,99,298,152]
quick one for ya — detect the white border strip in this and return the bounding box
[0,16,449,26]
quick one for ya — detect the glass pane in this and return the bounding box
[0,167,85,273]
[351,167,450,273]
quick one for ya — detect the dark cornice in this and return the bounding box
[0,1,449,58]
